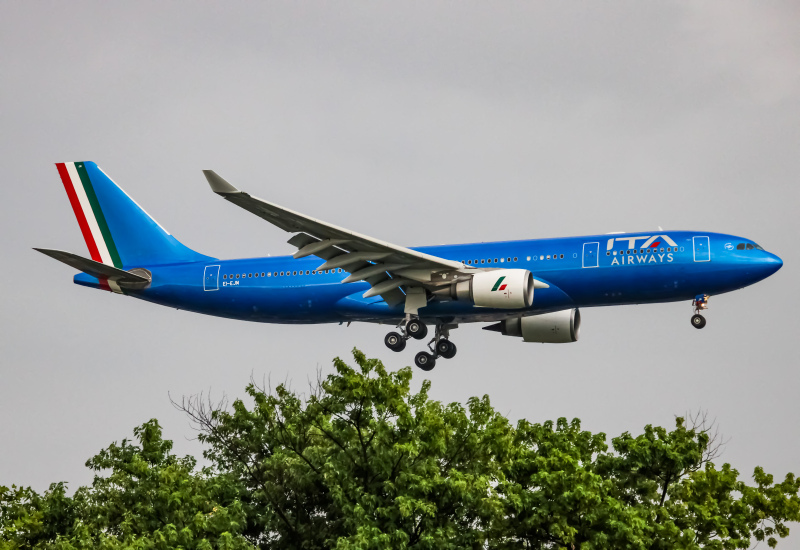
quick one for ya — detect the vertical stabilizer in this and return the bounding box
[56,162,210,271]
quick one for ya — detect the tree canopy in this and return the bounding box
[2,349,798,549]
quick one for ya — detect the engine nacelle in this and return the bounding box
[438,269,534,309]
[486,309,581,343]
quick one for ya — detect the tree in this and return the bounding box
[179,349,513,549]
[2,349,799,549]
[0,420,251,549]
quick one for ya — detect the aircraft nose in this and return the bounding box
[759,252,783,278]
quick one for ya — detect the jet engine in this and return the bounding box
[484,309,581,343]
[435,269,534,309]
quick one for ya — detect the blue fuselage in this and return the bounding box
[74,231,783,325]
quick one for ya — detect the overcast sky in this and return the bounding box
[2,1,799,528]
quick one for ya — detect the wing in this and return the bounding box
[203,170,474,308]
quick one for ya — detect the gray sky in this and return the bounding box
[2,0,799,527]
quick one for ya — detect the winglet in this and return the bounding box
[203,170,240,195]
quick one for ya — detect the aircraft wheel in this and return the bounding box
[414,351,436,371]
[691,314,706,329]
[385,332,406,352]
[436,340,457,359]
[407,319,428,340]
[441,341,457,359]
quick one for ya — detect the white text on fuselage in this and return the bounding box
[608,234,677,266]
[611,253,673,266]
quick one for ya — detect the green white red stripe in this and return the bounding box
[56,162,123,293]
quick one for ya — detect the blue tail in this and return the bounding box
[56,161,212,268]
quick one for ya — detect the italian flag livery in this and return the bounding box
[56,162,124,293]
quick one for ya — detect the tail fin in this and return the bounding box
[55,162,210,267]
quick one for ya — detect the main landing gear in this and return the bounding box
[384,317,457,371]
[691,294,709,329]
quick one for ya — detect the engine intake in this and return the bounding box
[435,269,534,309]
[484,309,581,343]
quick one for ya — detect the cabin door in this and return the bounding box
[693,236,710,262]
[582,242,599,268]
[204,265,220,291]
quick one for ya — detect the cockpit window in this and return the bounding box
[746,243,754,250]
[736,243,745,250]
[755,244,764,251]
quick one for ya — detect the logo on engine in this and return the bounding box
[491,276,507,292]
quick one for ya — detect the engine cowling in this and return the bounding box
[486,309,581,343]
[444,269,534,309]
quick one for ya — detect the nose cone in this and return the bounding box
[759,252,783,279]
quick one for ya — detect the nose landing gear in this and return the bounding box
[691,294,709,329]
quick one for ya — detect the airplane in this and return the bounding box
[36,162,783,371]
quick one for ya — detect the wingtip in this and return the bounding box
[203,170,240,194]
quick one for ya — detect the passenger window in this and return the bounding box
[514,257,518,262]
[261,272,265,277]
[467,260,471,264]
[223,274,227,279]
[236,274,240,279]
[527,256,531,261]
[660,248,664,253]
[305,270,309,275]
[746,243,754,250]
[507,257,511,262]
[607,252,611,256]
[560,254,564,259]
[481,259,485,264]
[500,258,504,263]
[546,255,551,260]
[255,273,259,277]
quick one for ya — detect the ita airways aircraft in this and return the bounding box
[37,162,783,371]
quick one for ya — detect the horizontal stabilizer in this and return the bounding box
[33,248,150,286]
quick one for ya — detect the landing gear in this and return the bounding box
[691,294,709,329]
[383,317,458,371]
[384,332,406,352]
[414,351,436,371]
